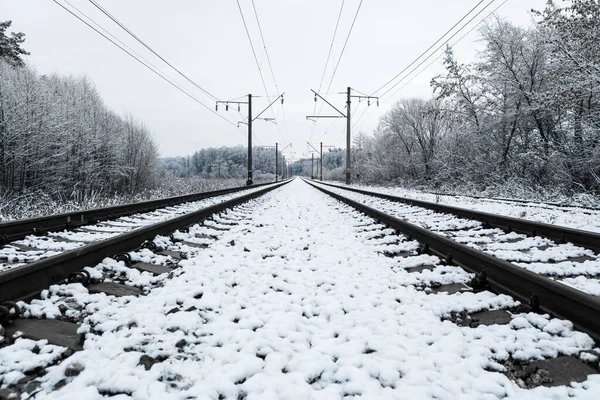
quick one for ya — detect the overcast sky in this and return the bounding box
[4,0,547,159]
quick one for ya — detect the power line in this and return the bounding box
[53,0,240,131]
[325,0,363,96]
[352,0,506,132]
[378,0,496,100]
[236,0,270,99]
[317,0,346,95]
[369,0,486,97]
[88,0,218,101]
[250,0,278,97]
[250,0,290,144]
[65,1,165,78]
[309,0,346,143]
[312,0,363,144]
[236,0,286,144]
[381,0,506,104]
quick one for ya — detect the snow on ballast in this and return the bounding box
[0,185,273,274]
[1,178,599,399]
[311,181,600,297]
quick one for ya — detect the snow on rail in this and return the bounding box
[334,182,600,233]
[1,179,599,398]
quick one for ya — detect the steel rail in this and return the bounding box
[313,180,600,253]
[306,179,600,343]
[0,180,290,303]
[325,181,600,211]
[0,181,279,244]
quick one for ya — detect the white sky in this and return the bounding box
[4,0,547,158]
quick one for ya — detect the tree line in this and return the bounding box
[312,0,600,197]
[0,54,283,201]
[0,60,159,197]
[162,146,283,180]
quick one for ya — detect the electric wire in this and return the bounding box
[352,0,506,132]
[369,0,487,97]
[250,0,290,144]
[53,0,241,133]
[381,0,505,104]
[311,0,363,144]
[309,0,345,142]
[89,0,218,101]
[324,0,363,97]
[352,0,499,129]
[236,0,286,145]
[378,0,496,100]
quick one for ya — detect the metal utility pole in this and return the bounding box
[307,141,334,182]
[282,156,286,179]
[345,87,351,184]
[306,88,378,184]
[320,142,323,182]
[270,142,292,181]
[247,94,252,185]
[217,93,284,186]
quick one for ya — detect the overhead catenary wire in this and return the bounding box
[368,0,487,98]
[88,0,218,101]
[324,0,363,97]
[53,0,241,133]
[381,0,507,104]
[250,0,291,144]
[317,101,357,143]
[351,0,498,129]
[309,0,346,142]
[236,0,286,145]
[311,0,364,145]
[351,0,506,133]
[377,0,496,100]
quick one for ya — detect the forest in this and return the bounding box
[299,1,600,200]
[0,51,281,220]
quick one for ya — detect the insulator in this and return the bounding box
[215,104,218,111]
[238,104,241,111]
[314,96,317,102]
[377,100,379,107]
[226,104,229,111]
[281,96,284,105]
[368,99,370,106]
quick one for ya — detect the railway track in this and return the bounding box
[0,181,279,246]
[310,180,600,296]
[324,181,600,212]
[0,181,288,319]
[0,181,284,276]
[306,179,600,339]
[0,178,599,398]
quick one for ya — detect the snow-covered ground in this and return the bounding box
[330,181,600,233]
[1,179,599,399]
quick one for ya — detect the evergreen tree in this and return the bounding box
[0,21,29,67]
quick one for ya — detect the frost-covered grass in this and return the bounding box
[0,178,272,222]
[3,179,599,398]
